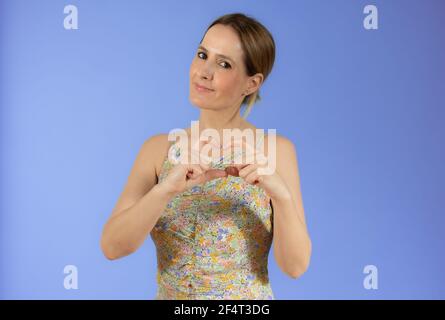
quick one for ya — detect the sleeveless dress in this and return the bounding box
[150,134,274,300]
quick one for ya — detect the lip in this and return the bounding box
[194,83,214,92]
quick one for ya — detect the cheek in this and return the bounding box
[215,73,242,95]
[189,60,197,77]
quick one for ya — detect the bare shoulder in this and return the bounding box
[275,134,296,153]
[262,131,296,154]
[274,133,297,162]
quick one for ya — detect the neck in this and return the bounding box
[197,106,246,138]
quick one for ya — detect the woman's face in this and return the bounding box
[189,24,257,112]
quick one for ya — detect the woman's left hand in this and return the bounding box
[222,139,291,201]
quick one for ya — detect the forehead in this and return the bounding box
[201,24,244,61]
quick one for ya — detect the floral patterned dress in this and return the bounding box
[150,135,274,299]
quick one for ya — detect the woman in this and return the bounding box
[101,13,312,300]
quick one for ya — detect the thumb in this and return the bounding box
[203,169,228,183]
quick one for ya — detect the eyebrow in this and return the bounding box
[197,45,235,64]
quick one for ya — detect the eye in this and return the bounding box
[197,51,232,69]
[220,61,232,69]
[197,51,206,59]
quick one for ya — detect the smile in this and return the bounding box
[195,83,214,93]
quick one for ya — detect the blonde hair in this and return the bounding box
[201,13,276,119]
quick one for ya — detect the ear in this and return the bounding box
[245,73,264,96]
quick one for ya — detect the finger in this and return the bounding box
[186,164,203,180]
[244,170,260,185]
[238,163,260,178]
[225,166,239,177]
[203,169,228,182]
[224,164,247,177]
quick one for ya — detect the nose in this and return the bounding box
[197,62,214,80]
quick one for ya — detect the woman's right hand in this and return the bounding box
[158,138,228,196]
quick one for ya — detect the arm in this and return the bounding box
[272,136,312,278]
[100,134,176,260]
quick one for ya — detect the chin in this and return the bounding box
[189,95,214,110]
[191,102,215,111]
